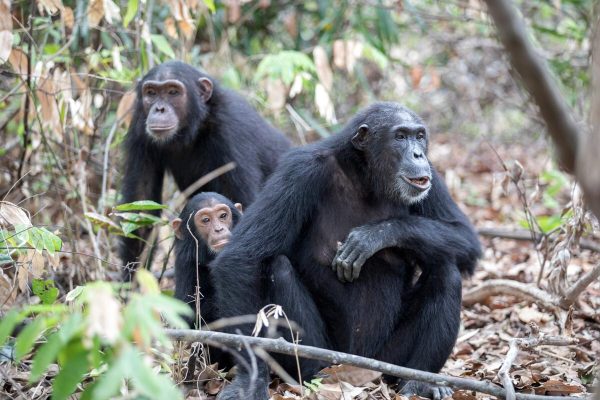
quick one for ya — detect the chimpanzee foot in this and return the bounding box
[217,371,269,400]
[400,380,453,400]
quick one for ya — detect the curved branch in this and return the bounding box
[166,329,589,400]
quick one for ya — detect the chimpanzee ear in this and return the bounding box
[197,77,213,102]
[234,203,243,214]
[171,218,183,240]
[351,124,370,150]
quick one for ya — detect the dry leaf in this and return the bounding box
[87,0,104,27]
[0,30,12,64]
[86,284,122,343]
[164,17,178,38]
[266,78,286,111]
[37,0,62,15]
[116,90,136,127]
[16,260,29,293]
[315,83,336,124]
[517,306,549,324]
[226,0,241,23]
[37,71,64,139]
[320,364,382,386]
[0,202,32,227]
[0,269,16,308]
[313,45,333,91]
[62,6,74,29]
[8,48,28,76]
[0,0,10,29]
[31,251,45,277]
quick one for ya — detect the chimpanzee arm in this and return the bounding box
[119,135,165,281]
[211,149,330,323]
[332,168,480,282]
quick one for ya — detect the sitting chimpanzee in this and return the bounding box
[211,102,481,400]
[172,192,327,373]
[119,61,291,280]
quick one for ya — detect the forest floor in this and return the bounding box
[0,133,598,400]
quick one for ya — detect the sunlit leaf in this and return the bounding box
[150,35,175,59]
[0,310,23,347]
[115,200,167,211]
[15,317,47,361]
[203,0,216,13]
[30,313,83,381]
[32,279,59,305]
[52,343,89,400]
[123,0,138,27]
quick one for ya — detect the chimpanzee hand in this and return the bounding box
[331,224,392,282]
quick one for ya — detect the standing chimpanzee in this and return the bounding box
[173,192,327,373]
[119,61,291,280]
[211,102,481,400]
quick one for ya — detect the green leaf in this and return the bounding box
[127,348,183,400]
[255,51,316,85]
[115,200,167,211]
[26,227,62,255]
[83,349,128,400]
[14,317,47,361]
[32,279,59,305]
[123,0,138,27]
[150,35,175,59]
[0,310,24,347]
[203,0,216,13]
[52,343,89,400]
[0,252,13,265]
[30,313,83,382]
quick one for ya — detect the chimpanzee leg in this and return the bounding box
[376,261,462,400]
[265,255,329,377]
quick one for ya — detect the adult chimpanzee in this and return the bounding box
[173,192,327,372]
[211,102,481,400]
[119,61,291,280]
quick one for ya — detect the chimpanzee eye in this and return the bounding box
[168,89,179,96]
[396,134,406,140]
[220,213,227,219]
[146,89,156,96]
[202,217,210,224]
[417,131,425,140]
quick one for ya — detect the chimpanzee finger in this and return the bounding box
[351,254,367,280]
[337,261,348,282]
[343,259,354,282]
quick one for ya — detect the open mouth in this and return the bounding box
[402,175,431,190]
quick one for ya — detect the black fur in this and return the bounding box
[211,102,481,400]
[119,61,291,280]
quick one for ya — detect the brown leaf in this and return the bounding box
[320,364,382,386]
[0,0,10,31]
[37,72,63,139]
[0,30,11,64]
[0,201,32,227]
[164,17,178,38]
[37,0,63,15]
[8,48,28,76]
[533,380,583,396]
[313,45,333,91]
[452,390,477,400]
[62,6,74,29]
[87,0,104,27]
[16,259,29,293]
[116,90,136,127]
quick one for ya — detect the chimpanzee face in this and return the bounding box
[172,198,242,254]
[351,106,432,204]
[142,79,189,141]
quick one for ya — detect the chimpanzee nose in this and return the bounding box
[154,105,165,113]
[215,226,224,232]
[413,149,423,159]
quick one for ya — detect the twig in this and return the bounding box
[463,279,558,309]
[483,0,579,172]
[562,264,600,306]
[171,162,236,211]
[165,329,589,400]
[498,334,579,400]
[478,227,600,253]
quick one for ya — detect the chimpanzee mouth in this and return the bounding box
[211,239,229,250]
[148,124,177,133]
[401,175,431,190]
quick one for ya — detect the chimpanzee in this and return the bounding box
[173,192,327,372]
[211,102,481,400]
[119,61,291,281]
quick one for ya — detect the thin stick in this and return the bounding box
[165,329,588,400]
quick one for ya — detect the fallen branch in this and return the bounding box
[498,334,579,400]
[166,329,589,400]
[477,227,600,253]
[463,279,558,309]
